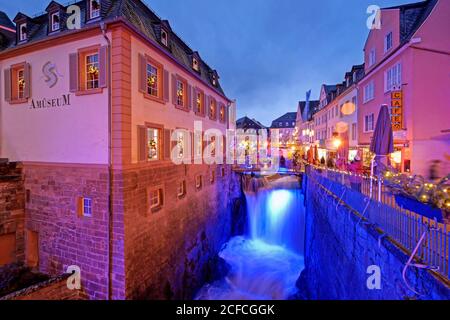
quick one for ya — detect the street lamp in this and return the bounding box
[333,137,342,149]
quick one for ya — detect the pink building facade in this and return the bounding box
[0,0,239,300]
[358,0,450,176]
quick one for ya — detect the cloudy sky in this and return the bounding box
[3,0,415,126]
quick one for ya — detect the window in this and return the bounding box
[193,57,199,71]
[221,166,226,177]
[177,180,186,199]
[385,63,402,92]
[352,123,357,140]
[89,0,101,19]
[86,53,99,90]
[146,63,159,97]
[149,187,163,211]
[195,175,203,190]
[364,113,375,132]
[196,90,204,115]
[219,104,226,123]
[161,29,168,46]
[147,128,161,161]
[19,23,27,42]
[363,81,375,103]
[352,96,357,108]
[209,98,217,120]
[17,69,25,99]
[385,32,393,52]
[212,74,217,86]
[78,197,92,217]
[51,12,60,32]
[369,48,376,66]
[176,79,185,107]
[175,131,186,160]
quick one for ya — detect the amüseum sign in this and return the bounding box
[30,94,71,109]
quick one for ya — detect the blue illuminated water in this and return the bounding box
[196,176,305,300]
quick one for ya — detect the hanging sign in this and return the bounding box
[391,91,403,131]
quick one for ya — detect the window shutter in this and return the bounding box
[23,63,31,99]
[99,45,108,88]
[187,84,192,110]
[192,87,197,113]
[172,74,177,105]
[164,128,171,160]
[202,94,207,116]
[138,53,146,93]
[4,68,11,102]
[163,69,169,102]
[190,132,194,161]
[205,95,210,117]
[137,126,147,162]
[69,53,79,92]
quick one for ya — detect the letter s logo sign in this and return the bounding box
[42,62,59,88]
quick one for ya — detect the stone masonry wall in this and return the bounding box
[0,162,25,266]
[120,163,242,300]
[23,163,125,300]
[298,174,450,300]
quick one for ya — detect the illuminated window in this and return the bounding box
[19,24,27,41]
[176,131,185,159]
[212,74,217,86]
[176,80,185,107]
[90,0,101,19]
[149,188,163,211]
[209,99,216,120]
[51,12,60,31]
[195,175,203,190]
[193,57,199,71]
[17,69,25,99]
[86,53,99,90]
[219,105,226,123]
[146,63,159,97]
[147,128,160,161]
[177,180,186,198]
[196,91,204,114]
[161,29,168,46]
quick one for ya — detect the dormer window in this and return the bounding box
[193,57,199,72]
[19,23,27,42]
[89,0,101,19]
[212,74,217,86]
[161,29,168,46]
[51,12,60,32]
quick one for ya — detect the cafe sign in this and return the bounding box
[390,91,403,131]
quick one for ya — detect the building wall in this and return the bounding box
[337,87,358,148]
[0,163,24,266]
[0,33,110,165]
[298,173,450,300]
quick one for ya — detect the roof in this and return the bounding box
[236,116,267,130]
[0,11,15,30]
[298,100,320,122]
[0,0,226,97]
[271,112,297,129]
[370,0,438,47]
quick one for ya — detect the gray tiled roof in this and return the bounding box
[1,0,226,96]
[236,116,267,130]
[383,0,438,44]
[271,112,297,129]
[298,100,320,122]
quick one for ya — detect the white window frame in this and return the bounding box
[17,68,25,99]
[146,62,159,97]
[385,63,402,92]
[195,175,203,190]
[369,48,376,67]
[82,198,93,217]
[364,113,375,132]
[147,127,160,161]
[177,180,186,198]
[161,29,168,46]
[19,23,27,41]
[51,12,60,32]
[90,0,101,19]
[363,81,375,103]
[149,188,163,210]
[384,32,393,53]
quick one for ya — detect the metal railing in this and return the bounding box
[306,165,450,283]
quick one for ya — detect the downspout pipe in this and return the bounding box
[100,22,113,301]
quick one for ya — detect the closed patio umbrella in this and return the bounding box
[314,145,319,164]
[369,104,394,200]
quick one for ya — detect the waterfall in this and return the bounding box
[196,174,306,300]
